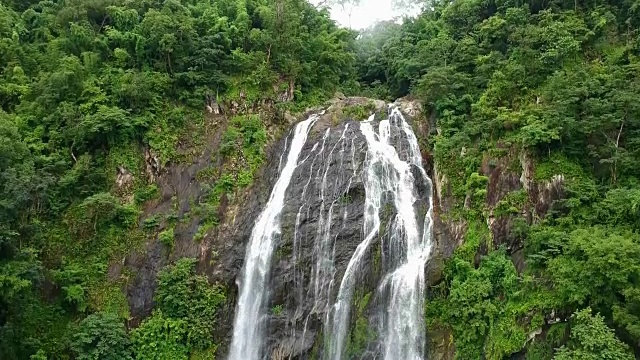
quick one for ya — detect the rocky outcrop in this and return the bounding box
[427,325,455,360]
[123,95,568,359]
[123,110,289,334]
[122,96,458,358]
[478,148,565,270]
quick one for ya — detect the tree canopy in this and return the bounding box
[2,0,640,357]
[355,0,640,357]
[0,0,356,358]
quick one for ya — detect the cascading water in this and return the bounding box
[327,108,433,360]
[228,104,433,360]
[228,115,318,360]
[377,108,433,360]
[291,123,361,355]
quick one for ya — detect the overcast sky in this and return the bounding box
[315,0,421,30]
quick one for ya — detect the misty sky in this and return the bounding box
[316,0,420,30]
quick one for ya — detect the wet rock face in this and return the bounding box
[267,121,368,358]
[124,97,445,358]
[220,101,435,358]
[260,109,443,358]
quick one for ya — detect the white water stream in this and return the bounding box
[327,108,433,360]
[229,107,433,360]
[228,115,318,360]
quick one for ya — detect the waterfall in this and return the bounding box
[228,105,433,360]
[293,123,361,355]
[327,108,433,360]
[378,108,433,360]
[228,115,318,360]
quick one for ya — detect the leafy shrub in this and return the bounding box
[343,103,376,120]
[71,312,132,360]
[30,350,47,360]
[271,304,283,315]
[131,259,226,358]
[154,258,226,350]
[142,214,161,230]
[427,250,524,359]
[554,308,634,360]
[158,228,175,248]
[68,193,139,240]
[193,223,214,243]
[52,262,94,312]
[494,190,528,217]
[131,311,189,360]
[134,185,159,205]
[196,167,217,182]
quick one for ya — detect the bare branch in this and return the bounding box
[615,120,624,149]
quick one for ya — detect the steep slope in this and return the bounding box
[0,0,360,358]
[354,0,640,358]
[124,97,446,359]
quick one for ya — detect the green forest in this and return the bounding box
[1,0,639,358]
[355,0,640,358]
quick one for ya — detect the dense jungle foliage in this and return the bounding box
[2,0,640,358]
[355,0,640,358]
[0,0,357,358]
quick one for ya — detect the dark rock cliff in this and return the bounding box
[120,96,564,359]
[120,97,445,358]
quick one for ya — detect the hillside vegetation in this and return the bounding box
[357,0,640,358]
[0,0,355,358]
[2,0,640,358]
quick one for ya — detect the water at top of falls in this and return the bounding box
[228,106,433,360]
[228,114,318,360]
[327,109,433,360]
[375,109,434,360]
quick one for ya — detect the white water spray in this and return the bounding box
[327,108,433,360]
[229,107,433,360]
[228,115,317,360]
[379,108,433,360]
